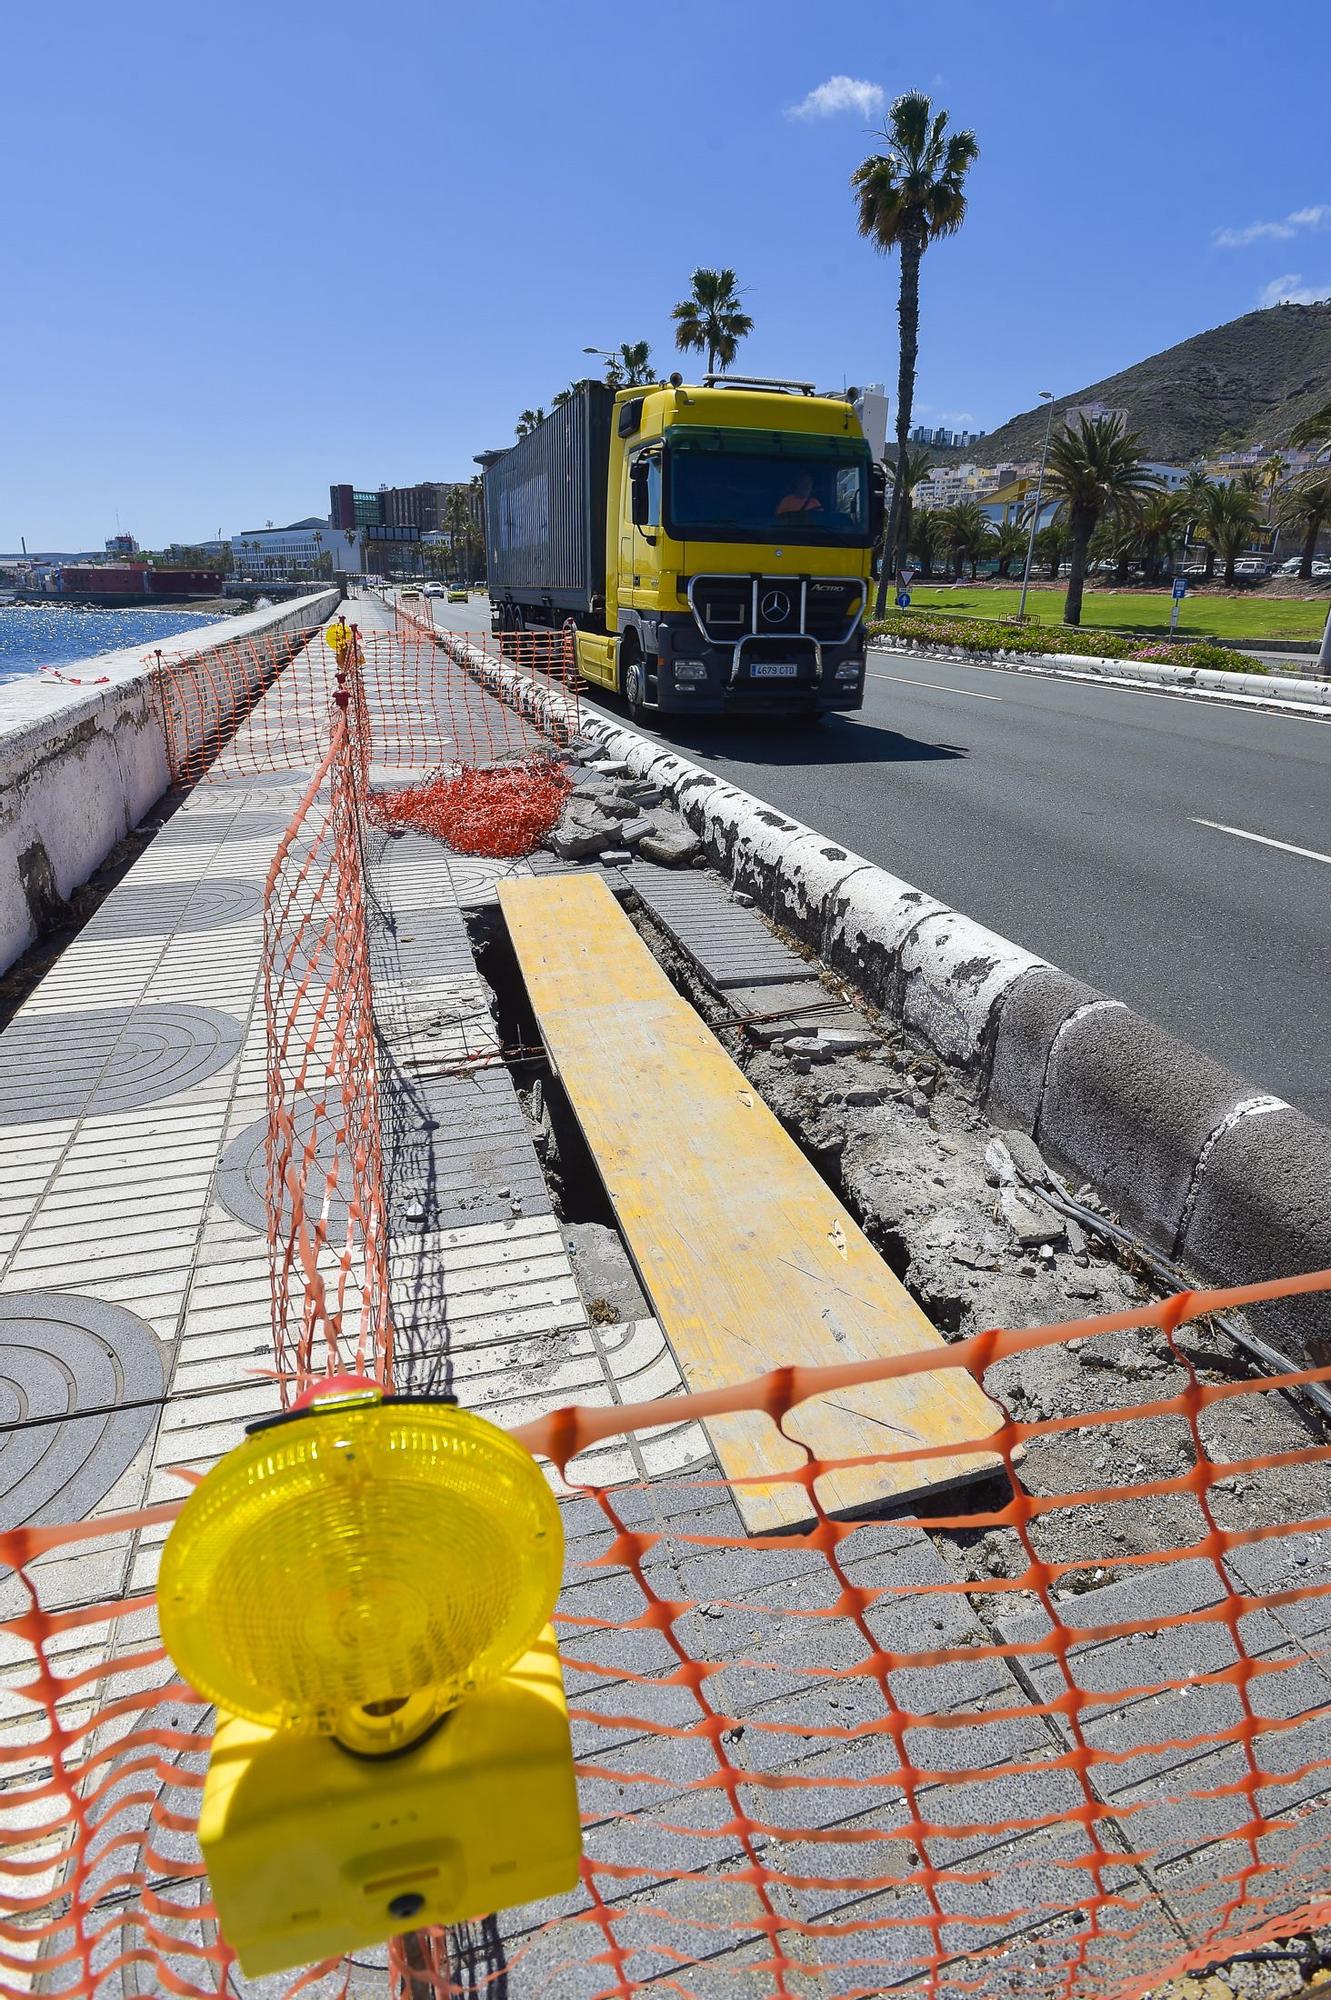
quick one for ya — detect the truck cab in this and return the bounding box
[577,376,881,721]
[482,375,883,722]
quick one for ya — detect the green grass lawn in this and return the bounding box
[905,585,1326,643]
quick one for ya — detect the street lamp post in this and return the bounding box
[582,345,616,368]
[1017,391,1056,623]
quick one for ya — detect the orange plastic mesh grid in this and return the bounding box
[261,690,394,1401]
[151,625,332,788]
[155,609,582,860]
[5,1272,1331,2000]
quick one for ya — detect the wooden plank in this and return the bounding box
[499,874,1004,1531]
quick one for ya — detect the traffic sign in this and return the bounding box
[896,590,912,609]
[1172,577,1188,599]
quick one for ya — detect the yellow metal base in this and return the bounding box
[198,1626,582,1977]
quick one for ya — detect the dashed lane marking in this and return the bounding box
[1190,817,1331,866]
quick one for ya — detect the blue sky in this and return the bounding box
[4,0,1328,550]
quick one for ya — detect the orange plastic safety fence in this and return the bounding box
[261,688,394,1401]
[151,625,331,787]
[5,1272,1331,2000]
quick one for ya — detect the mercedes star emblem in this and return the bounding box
[760,590,791,622]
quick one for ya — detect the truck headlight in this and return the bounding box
[835,661,861,681]
[673,660,708,683]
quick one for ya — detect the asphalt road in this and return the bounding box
[598,649,1331,1123]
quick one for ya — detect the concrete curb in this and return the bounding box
[431,624,1331,1364]
[0,588,339,973]
[869,635,1331,716]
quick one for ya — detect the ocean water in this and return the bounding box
[0,605,229,686]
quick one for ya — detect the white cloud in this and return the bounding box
[1215,203,1331,249]
[1258,272,1331,307]
[788,75,885,120]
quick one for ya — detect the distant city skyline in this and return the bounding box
[4,0,1327,547]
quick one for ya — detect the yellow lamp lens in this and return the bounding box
[158,1402,562,1734]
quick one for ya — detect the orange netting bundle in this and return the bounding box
[369,759,574,858]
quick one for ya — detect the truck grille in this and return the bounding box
[688,576,862,646]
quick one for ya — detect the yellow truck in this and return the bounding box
[479,375,883,722]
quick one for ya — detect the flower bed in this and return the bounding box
[866,610,1270,675]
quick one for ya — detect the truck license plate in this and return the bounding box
[751,661,799,679]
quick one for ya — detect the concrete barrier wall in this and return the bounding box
[430,629,1331,1365]
[0,589,339,973]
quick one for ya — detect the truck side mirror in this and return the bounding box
[630,461,650,529]
[870,464,887,543]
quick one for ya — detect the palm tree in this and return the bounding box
[1137,491,1183,584]
[992,520,1028,580]
[515,407,546,439]
[1201,481,1263,586]
[605,341,656,388]
[671,270,753,376]
[442,487,474,584]
[1278,472,1331,580]
[1257,453,1289,520]
[1178,468,1215,576]
[1042,413,1160,625]
[908,506,944,579]
[852,91,980,608]
[937,500,993,580]
[889,444,935,573]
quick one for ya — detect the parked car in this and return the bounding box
[1278,556,1331,577]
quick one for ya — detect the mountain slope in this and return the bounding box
[978,301,1331,465]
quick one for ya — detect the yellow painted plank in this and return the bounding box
[499,874,1004,1531]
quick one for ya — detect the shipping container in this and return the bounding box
[479,382,612,623]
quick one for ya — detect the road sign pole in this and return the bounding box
[1170,575,1187,638]
[1318,600,1331,679]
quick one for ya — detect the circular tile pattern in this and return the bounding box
[0,1292,165,1533]
[84,877,262,940]
[0,1003,244,1126]
[217,1107,350,1237]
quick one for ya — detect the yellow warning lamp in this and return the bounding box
[158,1377,581,1976]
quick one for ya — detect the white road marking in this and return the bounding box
[868,670,1002,701]
[1190,818,1331,866]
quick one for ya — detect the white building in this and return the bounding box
[229,522,363,580]
[1142,462,1189,491]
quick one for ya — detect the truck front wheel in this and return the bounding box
[619,641,650,728]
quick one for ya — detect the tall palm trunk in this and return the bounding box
[1300,521,1319,581]
[874,225,924,616]
[1062,503,1097,626]
[1204,544,1216,580]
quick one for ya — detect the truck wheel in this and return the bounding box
[620,646,648,728]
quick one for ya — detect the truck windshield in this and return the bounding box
[664,430,871,545]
